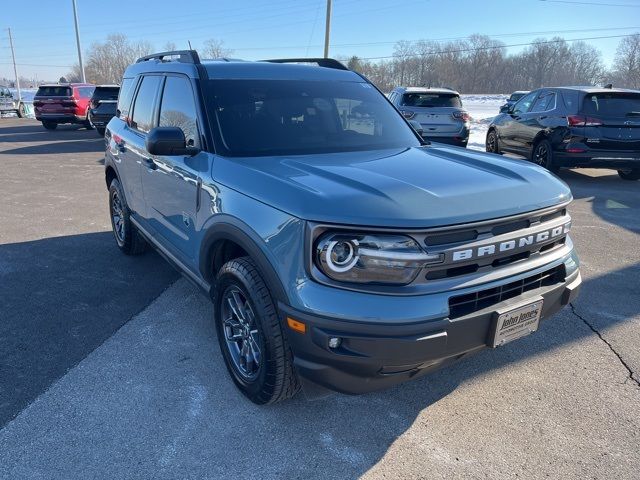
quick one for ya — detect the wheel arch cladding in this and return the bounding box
[199,218,289,305]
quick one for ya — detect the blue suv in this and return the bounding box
[105,51,581,404]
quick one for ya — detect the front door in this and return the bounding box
[140,75,207,265]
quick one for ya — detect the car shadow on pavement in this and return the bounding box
[558,169,640,234]
[0,122,103,150]
[0,232,179,428]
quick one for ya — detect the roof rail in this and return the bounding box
[262,58,348,71]
[136,50,201,64]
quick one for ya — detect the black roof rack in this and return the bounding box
[136,50,201,64]
[262,58,348,71]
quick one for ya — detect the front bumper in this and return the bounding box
[280,257,581,395]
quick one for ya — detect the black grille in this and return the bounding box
[448,265,565,319]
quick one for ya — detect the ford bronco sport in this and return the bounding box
[104,51,581,404]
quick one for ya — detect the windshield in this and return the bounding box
[581,92,640,117]
[208,79,420,156]
[400,92,461,108]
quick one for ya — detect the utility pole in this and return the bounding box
[7,28,21,102]
[71,0,86,82]
[323,0,332,58]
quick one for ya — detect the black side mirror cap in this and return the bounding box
[408,119,424,135]
[146,127,200,156]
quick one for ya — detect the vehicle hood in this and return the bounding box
[214,146,572,228]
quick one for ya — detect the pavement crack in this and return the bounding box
[570,302,640,389]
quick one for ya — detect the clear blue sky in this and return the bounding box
[2,0,639,83]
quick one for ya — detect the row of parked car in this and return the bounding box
[24,70,640,180]
[31,83,119,136]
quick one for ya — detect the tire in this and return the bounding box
[42,121,57,130]
[96,127,105,137]
[617,168,640,181]
[531,139,560,174]
[486,129,500,154]
[214,257,300,404]
[16,103,25,118]
[108,178,147,255]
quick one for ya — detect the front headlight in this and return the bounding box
[315,233,443,285]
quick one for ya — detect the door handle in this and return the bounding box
[141,156,157,170]
[537,115,547,121]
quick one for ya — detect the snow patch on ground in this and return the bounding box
[461,94,507,152]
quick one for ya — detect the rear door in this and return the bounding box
[518,90,557,150]
[140,74,206,265]
[118,75,162,215]
[580,91,640,153]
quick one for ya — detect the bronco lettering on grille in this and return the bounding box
[450,221,571,262]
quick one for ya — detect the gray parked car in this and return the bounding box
[0,86,26,117]
[388,87,470,147]
[105,51,581,404]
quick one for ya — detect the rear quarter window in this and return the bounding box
[117,78,136,120]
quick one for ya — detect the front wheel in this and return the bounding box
[532,139,560,174]
[214,257,300,404]
[96,127,105,137]
[486,130,500,154]
[617,168,640,181]
[108,179,147,255]
[16,103,25,118]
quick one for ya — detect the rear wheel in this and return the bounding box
[108,179,147,255]
[42,121,57,130]
[617,168,640,181]
[486,130,500,154]
[532,139,560,174]
[214,257,300,404]
[16,103,25,118]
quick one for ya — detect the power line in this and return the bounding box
[358,33,638,61]
[538,0,640,6]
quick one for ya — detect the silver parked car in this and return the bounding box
[0,86,26,117]
[388,87,470,147]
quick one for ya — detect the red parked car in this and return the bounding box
[33,83,95,130]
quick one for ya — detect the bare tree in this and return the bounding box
[201,39,233,59]
[612,33,640,89]
[67,34,152,84]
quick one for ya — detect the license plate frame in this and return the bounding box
[490,298,543,348]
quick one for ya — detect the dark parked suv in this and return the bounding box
[33,83,95,130]
[487,86,640,180]
[105,51,581,404]
[88,84,119,136]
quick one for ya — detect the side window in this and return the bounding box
[513,91,538,114]
[530,92,556,113]
[80,87,94,98]
[117,78,135,120]
[158,76,200,148]
[131,76,162,133]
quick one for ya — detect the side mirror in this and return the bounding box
[146,127,199,156]
[408,119,424,135]
[499,104,510,113]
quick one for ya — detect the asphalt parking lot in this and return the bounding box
[0,117,638,479]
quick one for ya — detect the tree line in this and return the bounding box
[63,32,640,93]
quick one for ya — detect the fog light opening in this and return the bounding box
[328,337,342,349]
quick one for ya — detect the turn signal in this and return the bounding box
[287,317,306,334]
